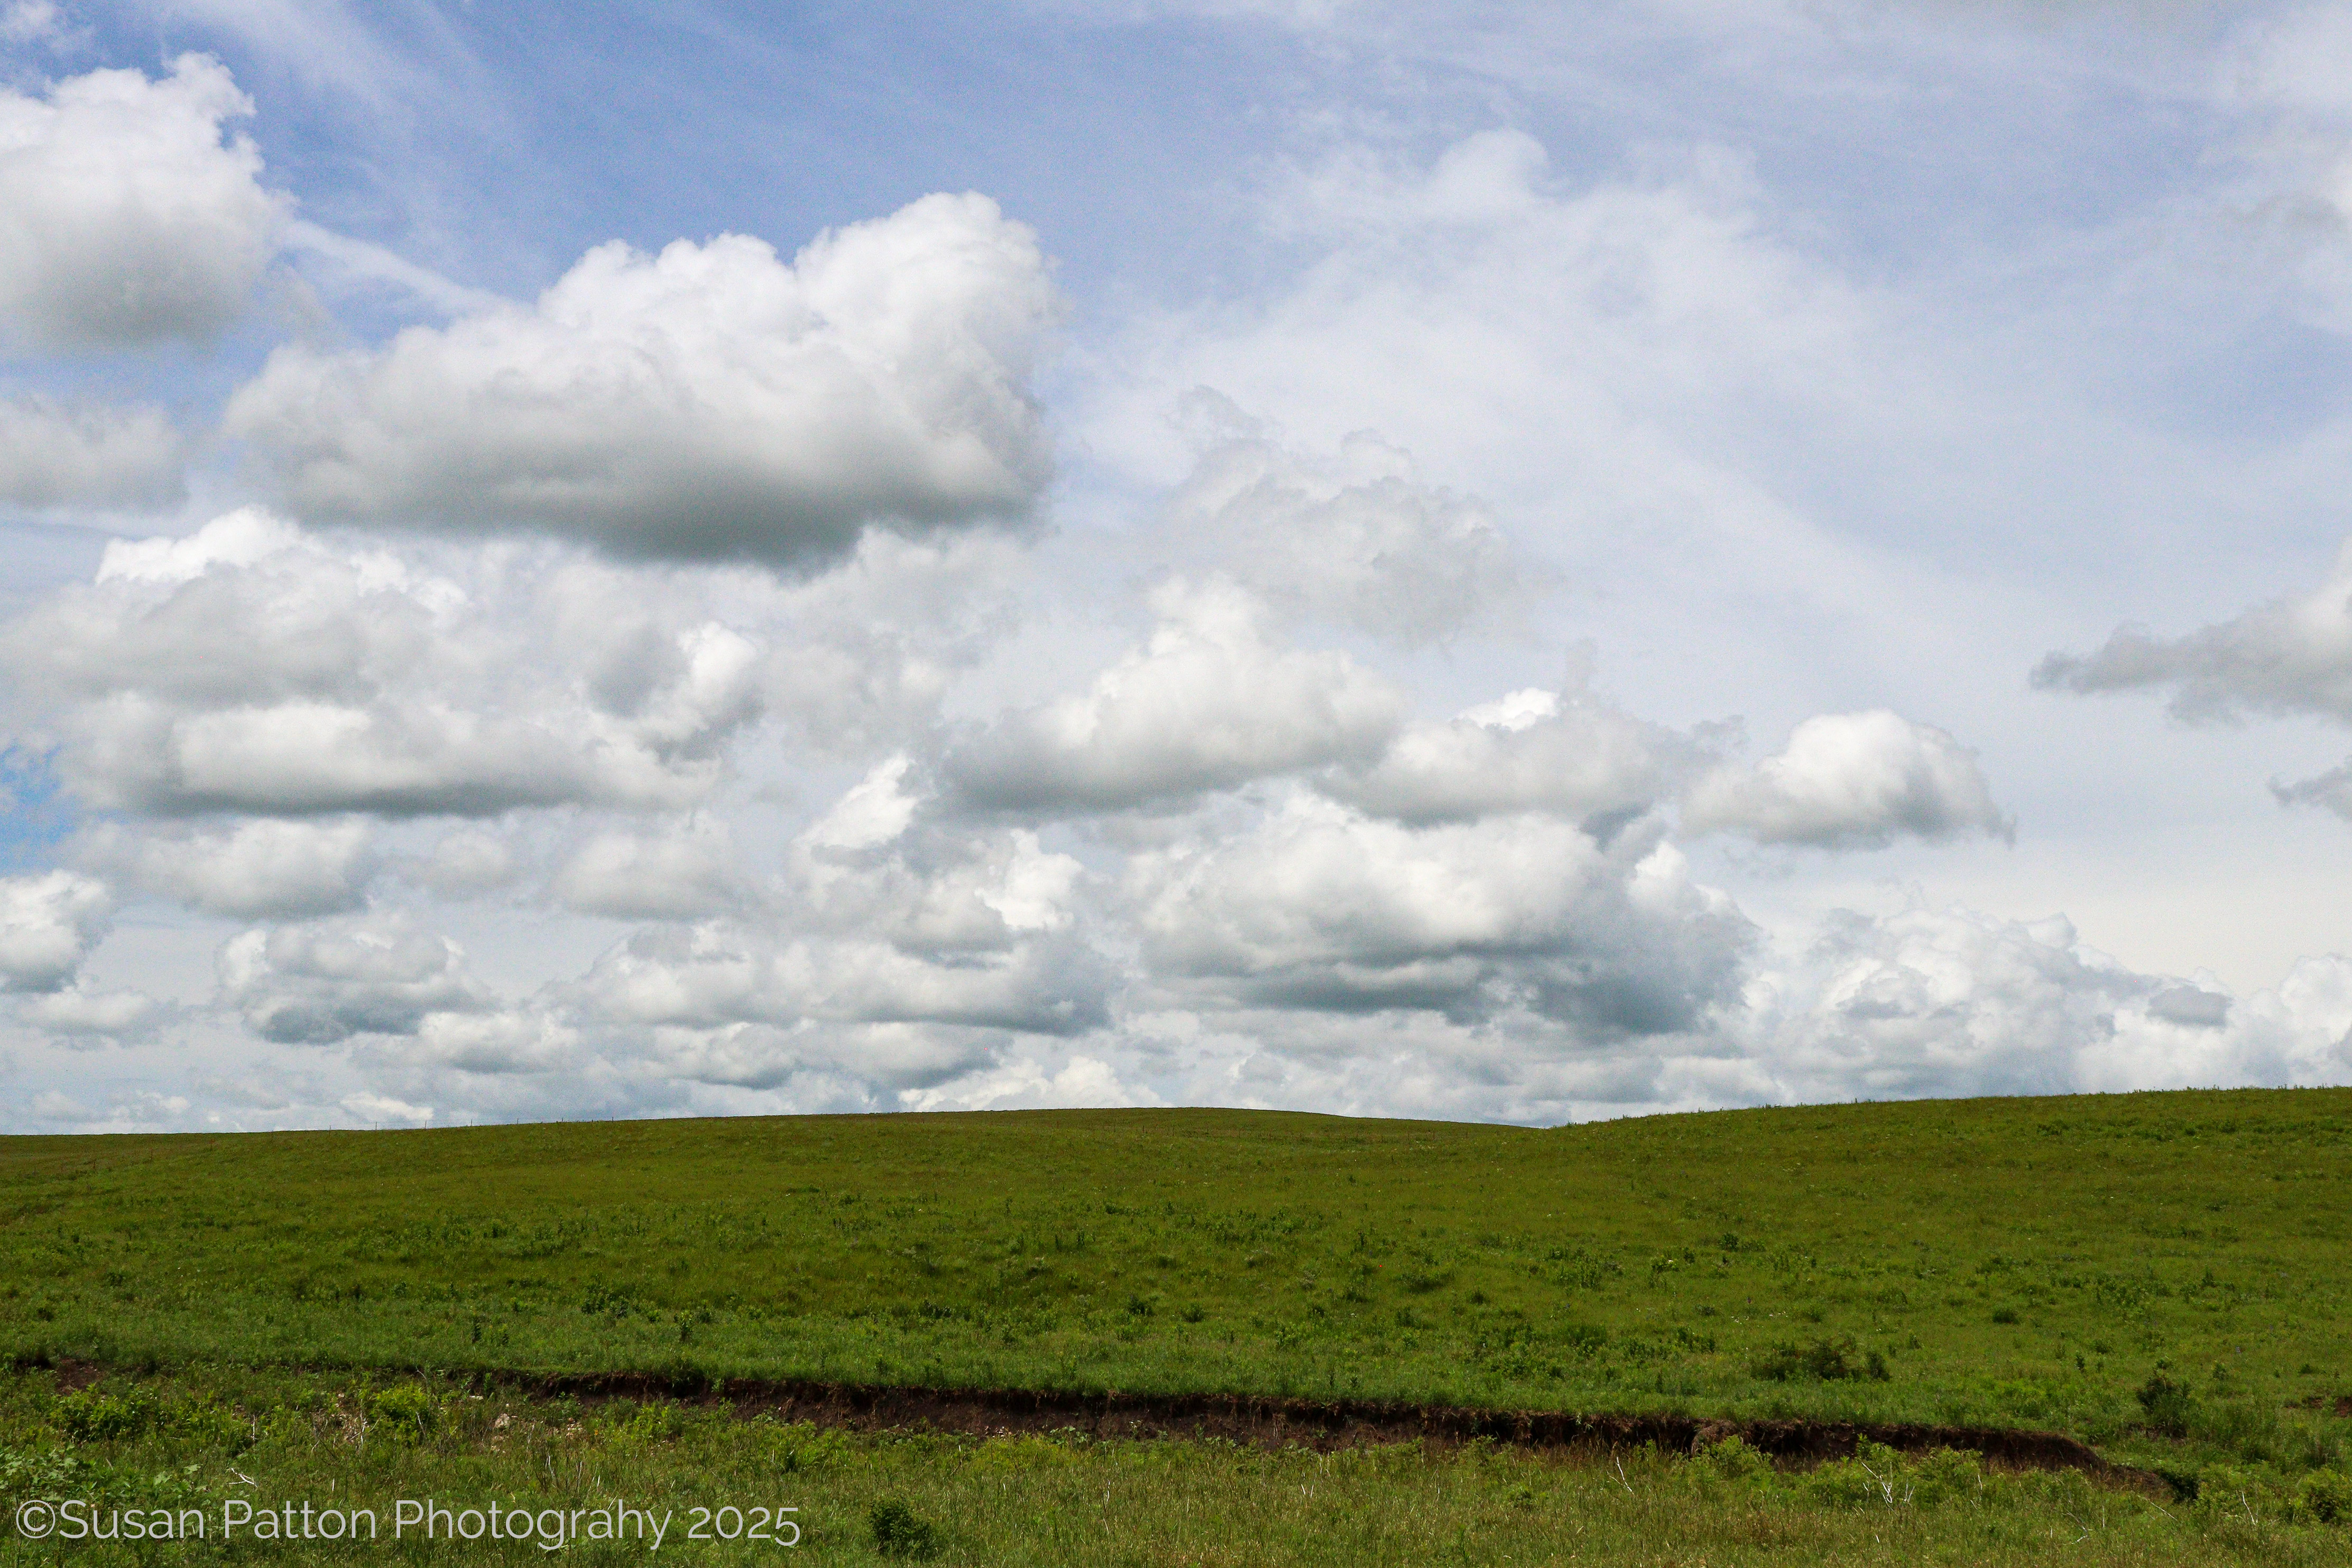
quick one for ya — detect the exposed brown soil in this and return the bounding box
[20,1353,2174,1495]
[509,1368,2168,1495]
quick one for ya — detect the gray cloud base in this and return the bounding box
[0,395,185,508]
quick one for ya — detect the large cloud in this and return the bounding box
[947,578,1405,812]
[1,509,767,817]
[224,193,1056,569]
[0,395,184,508]
[1322,679,1697,828]
[218,916,493,1045]
[791,778,1090,958]
[460,770,1118,1105]
[1751,905,2139,1102]
[1129,791,1753,1035]
[0,55,281,348]
[87,818,375,919]
[0,870,110,992]
[1681,710,2010,848]
[18,982,161,1045]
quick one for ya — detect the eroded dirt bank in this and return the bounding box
[509,1368,2167,1493]
[24,1354,2169,1493]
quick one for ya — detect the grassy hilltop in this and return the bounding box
[2,1087,2348,1434]
[2,1087,2350,1563]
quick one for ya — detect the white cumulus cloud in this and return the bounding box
[0,870,110,992]
[1,509,768,817]
[570,920,1108,1041]
[224,193,1056,569]
[947,578,1405,812]
[0,54,281,348]
[1130,791,1751,1035]
[218,916,492,1044]
[1323,678,1700,828]
[91,817,376,918]
[1748,902,2352,1102]
[1682,710,2009,848]
[19,981,161,1044]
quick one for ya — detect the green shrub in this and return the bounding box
[870,1498,940,1558]
[760,1419,851,1473]
[2189,1463,2277,1524]
[1911,1447,1982,1507]
[969,1434,1078,1473]
[1751,1337,1886,1382]
[1699,1434,1774,1487]
[613,1401,685,1443]
[1800,1441,1906,1509]
[1790,1441,1983,1510]
[2293,1469,2352,1525]
[47,1386,247,1450]
[364,1384,435,1442]
[53,1388,163,1442]
[2135,1371,2197,1437]
[580,1286,635,1318]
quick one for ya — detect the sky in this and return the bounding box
[4,0,2352,1132]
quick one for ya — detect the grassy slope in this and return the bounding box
[1,1086,2347,1456]
[4,1366,2336,1567]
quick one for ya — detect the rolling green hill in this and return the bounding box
[2,1087,2347,1447]
[5,1087,2351,1563]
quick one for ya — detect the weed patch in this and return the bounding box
[869,1497,942,1558]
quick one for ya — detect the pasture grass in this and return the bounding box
[1,1087,2349,1525]
[1,1363,2348,1564]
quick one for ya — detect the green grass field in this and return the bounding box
[3,1087,2350,1561]
[3,1364,2342,1566]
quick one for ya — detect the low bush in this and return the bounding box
[968,1433,1078,1473]
[870,1497,941,1558]
[1751,1337,1888,1382]
[1698,1433,1773,1486]
[50,1386,246,1450]
[1910,1447,1984,1507]
[1800,1440,1909,1508]
[610,1400,686,1444]
[756,1417,852,1473]
[1789,1442,1987,1511]
[52,1387,163,1442]
[2136,1371,2197,1437]
[2293,1468,2352,1525]
[364,1384,435,1442]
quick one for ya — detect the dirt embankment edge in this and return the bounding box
[504,1368,2166,1495]
[23,1353,2167,1494]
